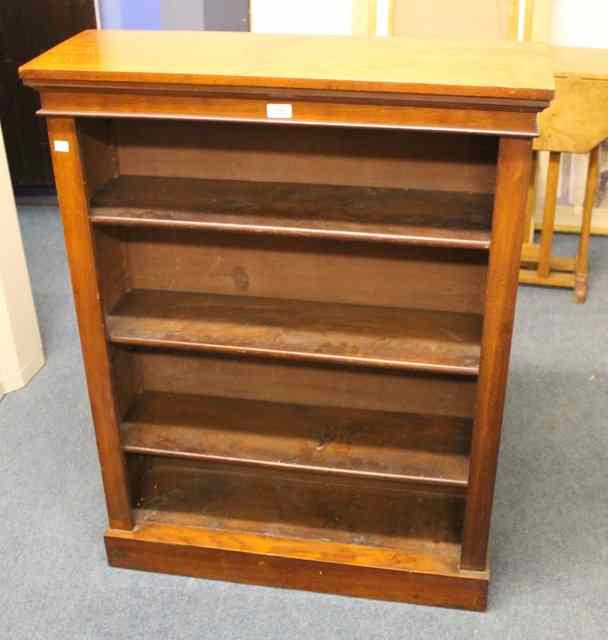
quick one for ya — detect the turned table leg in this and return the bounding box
[574,145,600,304]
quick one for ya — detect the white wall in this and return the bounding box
[0,126,44,396]
[551,0,608,48]
[251,0,354,35]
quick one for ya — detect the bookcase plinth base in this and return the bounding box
[105,526,489,611]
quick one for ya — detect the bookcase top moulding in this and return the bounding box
[20,30,554,103]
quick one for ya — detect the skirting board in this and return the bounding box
[0,349,45,395]
[105,525,489,611]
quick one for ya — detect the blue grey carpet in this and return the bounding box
[1,206,606,639]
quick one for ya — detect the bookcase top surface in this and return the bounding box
[20,30,554,103]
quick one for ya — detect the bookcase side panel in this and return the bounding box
[47,116,134,531]
[461,136,533,570]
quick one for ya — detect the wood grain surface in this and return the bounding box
[20,30,554,102]
[91,175,493,249]
[106,289,483,375]
[121,391,472,489]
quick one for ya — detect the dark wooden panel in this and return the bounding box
[1,0,95,62]
[121,391,472,488]
[0,60,53,187]
[131,349,478,419]
[129,455,465,553]
[0,0,95,187]
[107,289,482,375]
[90,175,493,250]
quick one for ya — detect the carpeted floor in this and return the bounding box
[1,206,606,639]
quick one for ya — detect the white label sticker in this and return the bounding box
[266,103,293,119]
[53,140,70,153]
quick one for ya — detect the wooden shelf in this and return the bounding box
[107,289,482,375]
[121,391,472,489]
[90,176,493,250]
[129,455,465,558]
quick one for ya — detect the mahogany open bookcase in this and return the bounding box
[20,31,554,611]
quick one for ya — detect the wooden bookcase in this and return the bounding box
[20,30,553,611]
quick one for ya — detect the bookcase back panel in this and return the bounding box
[96,227,129,311]
[98,228,488,315]
[115,347,477,419]
[109,344,141,420]
[109,119,498,194]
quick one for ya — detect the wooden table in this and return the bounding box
[521,46,608,302]
[20,30,553,611]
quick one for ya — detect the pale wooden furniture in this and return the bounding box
[531,47,608,236]
[0,123,44,395]
[520,46,608,302]
[20,29,553,610]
